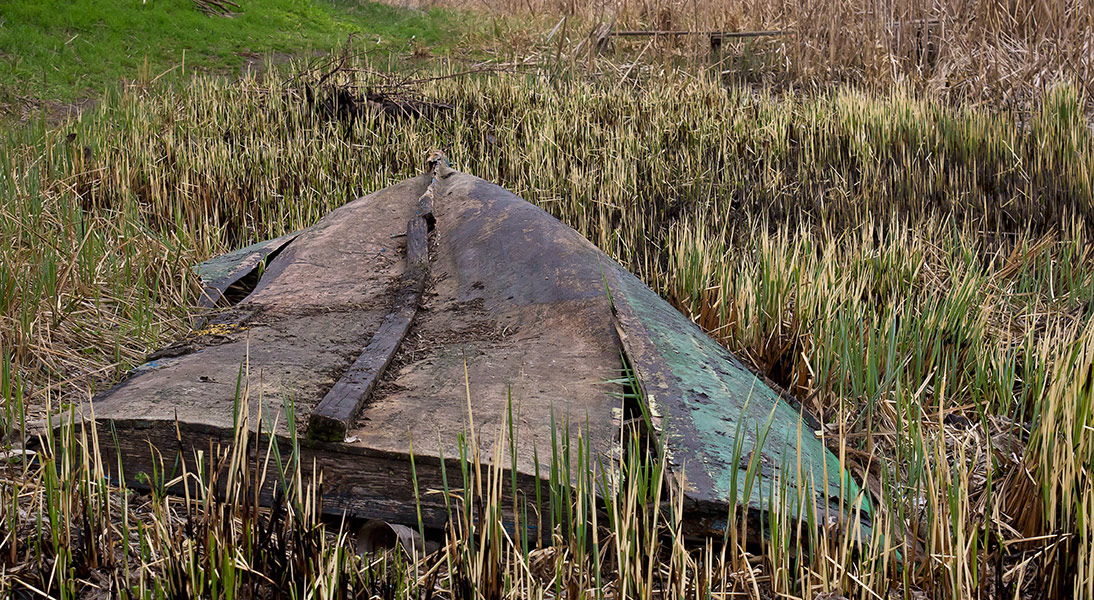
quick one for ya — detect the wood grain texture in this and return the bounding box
[307,215,430,441]
[89,173,431,438]
[89,418,553,540]
[81,163,866,541]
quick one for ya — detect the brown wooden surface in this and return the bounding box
[345,169,626,477]
[90,418,552,538]
[307,214,432,441]
[87,166,626,520]
[405,216,429,267]
[80,164,867,539]
[89,174,431,436]
[306,293,420,441]
[418,190,436,229]
[195,233,300,311]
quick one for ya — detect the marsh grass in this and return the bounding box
[0,352,887,599]
[1,58,1092,596]
[412,0,1094,106]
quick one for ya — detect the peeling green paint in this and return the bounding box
[193,232,301,286]
[609,267,872,534]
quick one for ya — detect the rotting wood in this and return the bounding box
[606,268,874,541]
[306,157,443,441]
[418,149,445,227]
[195,232,300,311]
[305,273,421,441]
[418,188,436,229]
[406,217,429,268]
[81,154,872,543]
[90,418,553,541]
[306,216,429,441]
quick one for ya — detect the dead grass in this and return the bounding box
[1,58,1092,597]
[408,0,1094,107]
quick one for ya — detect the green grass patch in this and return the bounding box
[0,0,474,110]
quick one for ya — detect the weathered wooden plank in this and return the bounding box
[89,418,553,540]
[88,176,431,444]
[406,216,429,267]
[606,267,873,537]
[346,170,626,481]
[305,295,418,441]
[194,232,301,310]
[418,151,443,228]
[307,215,431,441]
[84,159,872,543]
[418,190,435,229]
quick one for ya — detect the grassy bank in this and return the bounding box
[0,0,473,119]
[1,58,1092,597]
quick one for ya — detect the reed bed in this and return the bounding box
[427,0,1094,107]
[1,61,1092,597]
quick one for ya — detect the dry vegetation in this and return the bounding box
[430,0,1093,106]
[1,57,1092,597]
[2,0,1093,597]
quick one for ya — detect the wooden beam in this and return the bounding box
[306,281,421,439]
[90,418,554,540]
[608,29,784,39]
[307,217,428,441]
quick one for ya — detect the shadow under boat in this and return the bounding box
[77,153,873,543]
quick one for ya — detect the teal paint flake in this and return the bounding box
[610,268,871,528]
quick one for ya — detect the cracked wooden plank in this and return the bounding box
[193,231,301,310]
[307,215,430,441]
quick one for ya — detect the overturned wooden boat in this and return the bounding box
[84,153,871,541]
